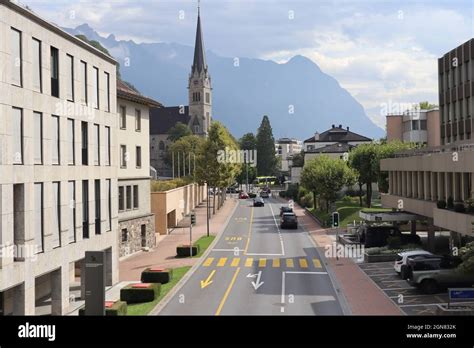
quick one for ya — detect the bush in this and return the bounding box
[79,300,127,316]
[454,203,466,213]
[437,200,447,209]
[120,283,161,304]
[447,196,454,209]
[279,191,286,198]
[300,192,314,208]
[141,267,173,284]
[286,184,299,201]
[387,236,402,249]
[176,245,199,257]
[151,178,192,192]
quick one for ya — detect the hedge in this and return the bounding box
[120,283,161,304]
[141,267,173,284]
[79,300,127,316]
[176,245,199,257]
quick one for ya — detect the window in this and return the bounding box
[118,186,125,211]
[411,120,419,131]
[80,61,87,104]
[82,180,89,239]
[94,124,100,165]
[13,184,25,261]
[52,115,60,165]
[32,38,42,92]
[120,106,126,129]
[121,229,128,243]
[11,28,22,87]
[95,180,101,235]
[104,72,110,112]
[67,119,75,165]
[206,92,210,103]
[50,47,59,97]
[66,54,74,101]
[133,185,139,209]
[105,126,110,166]
[120,145,127,168]
[68,181,76,243]
[33,112,43,164]
[194,125,200,133]
[420,120,427,130]
[52,182,61,248]
[466,63,470,82]
[126,186,132,210]
[81,121,88,165]
[106,179,111,232]
[92,67,99,109]
[135,109,141,131]
[34,183,44,253]
[136,146,142,168]
[159,141,165,151]
[12,108,23,164]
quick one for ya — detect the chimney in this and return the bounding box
[346,126,349,131]
[314,132,320,140]
[339,124,342,128]
[332,124,335,128]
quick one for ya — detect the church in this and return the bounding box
[150,6,212,177]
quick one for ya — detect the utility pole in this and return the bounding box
[245,152,249,192]
[172,152,175,179]
[206,182,210,237]
[177,152,180,178]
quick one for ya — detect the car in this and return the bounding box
[394,250,434,279]
[281,212,298,229]
[226,187,237,194]
[356,224,421,248]
[260,191,270,198]
[280,206,293,216]
[239,192,249,199]
[253,197,265,207]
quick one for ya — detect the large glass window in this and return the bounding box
[52,115,60,165]
[120,106,126,129]
[68,181,76,243]
[32,38,42,92]
[135,109,141,131]
[52,182,61,248]
[50,47,59,97]
[67,119,75,165]
[12,108,23,164]
[133,185,139,209]
[105,72,110,112]
[120,145,127,168]
[66,54,74,101]
[118,186,124,211]
[34,183,44,253]
[34,112,43,164]
[11,28,22,87]
[94,124,100,165]
[95,180,101,235]
[106,179,111,232]
[80,61,87,104]
[136,146,142,168]
[126,186,132,210]
[81,121,88,165]
[92,67,99,109]
[105,126,110,166]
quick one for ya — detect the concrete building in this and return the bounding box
[275,138,302,172]
[0,0,118,315]
[116,80,162,258]
[381,39,474,251]
[386,108,441,147]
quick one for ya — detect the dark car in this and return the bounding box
[226,187,237,194]
[260,191,270,198]
[357,225,421,248]
[253,197,265,207]
[280,206,293,216]
[281,213,298,229]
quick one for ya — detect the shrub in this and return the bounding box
[151,178,192,192]
[286,184,299,201]
[176,245,199,257]
[454,203,466,213]
[79,300,127,316]
[387,236,402,249]
[279,190,286,198]
[301,192,314,208]
[436,200,446,209]
[120,283,161,304]
[447,196,454,209]
[141,267,173,284]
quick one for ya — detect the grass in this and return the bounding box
[193,235,215,258]
[126,266,191,315]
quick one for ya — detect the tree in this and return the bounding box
[167,135,205,178]
[291,152,304,167]
[419,101,437,110]
[301,155,355,212]
[256,115,278,176]
[239,133,257,150]
[167,122,192,142]
[236,133,257,188]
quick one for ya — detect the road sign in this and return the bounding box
[84,251,106,316]
[448,288,474,305]
[332,212,340,228]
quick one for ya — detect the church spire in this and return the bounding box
[192,0,207,74]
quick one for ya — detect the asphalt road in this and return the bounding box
[158,196,345,315]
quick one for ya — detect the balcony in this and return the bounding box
[381,194,436,218]
[433,207,474,236]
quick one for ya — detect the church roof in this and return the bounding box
[150,106,190,135]
[192,8,207,74]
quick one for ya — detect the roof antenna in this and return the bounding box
[198,0,200,15]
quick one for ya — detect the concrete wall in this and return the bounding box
[386,115,403,143]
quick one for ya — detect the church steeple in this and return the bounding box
[192,1,207,74]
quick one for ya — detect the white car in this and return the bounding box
[394,250,434,279]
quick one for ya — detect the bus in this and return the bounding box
[254,176,278,186]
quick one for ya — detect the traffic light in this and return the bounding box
[332,212,340,228]
[191,213,196,225]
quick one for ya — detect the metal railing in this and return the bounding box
[390,143,474,158]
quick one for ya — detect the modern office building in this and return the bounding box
[381,39,474,251]
[275,138,302,172]
[0,0,118,315]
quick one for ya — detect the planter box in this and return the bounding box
[141,267,173,284]
[364,252,399,263]
[120,283,161,304]
[79,300,127,316]
[176,245,199,257]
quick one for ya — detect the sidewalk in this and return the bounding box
[289,200,403,315]
[119,196,238,281]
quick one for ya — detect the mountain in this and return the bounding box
[65,24,385,140]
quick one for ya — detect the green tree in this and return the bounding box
[167,122,192,142]
[239,133,257,150]
[236,133,257,188]
[256,115,277,176]
[167,135,205,178]
[419,101,437,110]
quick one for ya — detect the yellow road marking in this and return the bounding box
[245,258,253,267]
[217,257,227,267]
[215,267,241,315]
[243,207,254,255]
[286,259,294,268]
[313,258,322,268]
[231,258,240,267]
[200,270,216,289]
[272,258,280,268]
[299,258,308,268]
[258,258,267,267]
[203,257,214,267]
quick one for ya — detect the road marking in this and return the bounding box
[245,258,253,267]
[268,202,285,256]
[203,257,214,267]
[299,259,308,268]
[272,258,280,268]
[258,258,267,267]
[246,252,284,256]
[215,267,241,316]
[243,207,254,255]
[286,259,294,268]
[200,270,216,289]
[285,271,328,275]
[231,258,240,267]
[313,259,322,268]
[281,271,286,313]
[217,257,227,267]
[212,248,244,252]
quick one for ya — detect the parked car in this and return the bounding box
[356,225,421,248]
[281,212,298,229]
[239,192,249,199]
[226,187,237,194]
[406,255,473,294]
[280,206,293,216]
[253,197,265,207]
[394,250,435,279]
[260,191,270,198]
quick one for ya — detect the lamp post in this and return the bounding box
[206,181,210,237]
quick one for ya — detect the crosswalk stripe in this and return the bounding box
[217,258,227,267]
[231,258,240,267]
[272,258,280,268]
[313,258,322,268]
[299,258,308,268]
[286,258,294,268]
[203,257,214,267]
[258,258,267,267]
[245,258,253,267]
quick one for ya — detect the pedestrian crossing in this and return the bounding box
[202,256,323,269]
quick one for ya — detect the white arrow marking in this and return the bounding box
[251,271,264,290]
[246,273,258,278]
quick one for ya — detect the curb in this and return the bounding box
[150,198,240,315]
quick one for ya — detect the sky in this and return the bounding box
[23,0,474,128]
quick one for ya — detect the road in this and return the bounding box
[158,195,345,315]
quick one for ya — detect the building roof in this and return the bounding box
[306,142,354,154]
[150,106,190,135]
[192,8,207,74]
[117,80,163,108]
[276,138,300,144]
[304,125,372,143]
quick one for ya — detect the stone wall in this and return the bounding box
[119,214,155,258]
